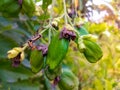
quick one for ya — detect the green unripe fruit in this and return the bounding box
[75,26,103,63]
[45,65,62,80]
[83,39,103,63]
[58,68,79,90]
[30,49,44,73]
[46,32,69,70]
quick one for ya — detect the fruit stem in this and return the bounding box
[40,28,48,34]
[63,0,68,24]
[22,43,28,51]
[48,0,55,44]
[48,28,52,44]
[50,0,54,24]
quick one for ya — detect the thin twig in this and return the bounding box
[63,0,68,24]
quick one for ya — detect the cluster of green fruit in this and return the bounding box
[7,24,103,89]
[5,1,103,89]
[7,19,103,89]
[29,23,103,89]
[0,0,35,17]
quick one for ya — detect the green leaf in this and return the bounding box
[42,0,52,10]
[36,0,41,2]
[83,22,107,34]
[105,80,112,90]
[44,77,53,90]
[94,79,104,90]
[0,16,32,36]
[0,16,31,44]
[76,26,89,36]
[2,31,27,44]
[38,13,50,20]
[0,60,33,82]
[0,34,18,58]
[1,79,39,90]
